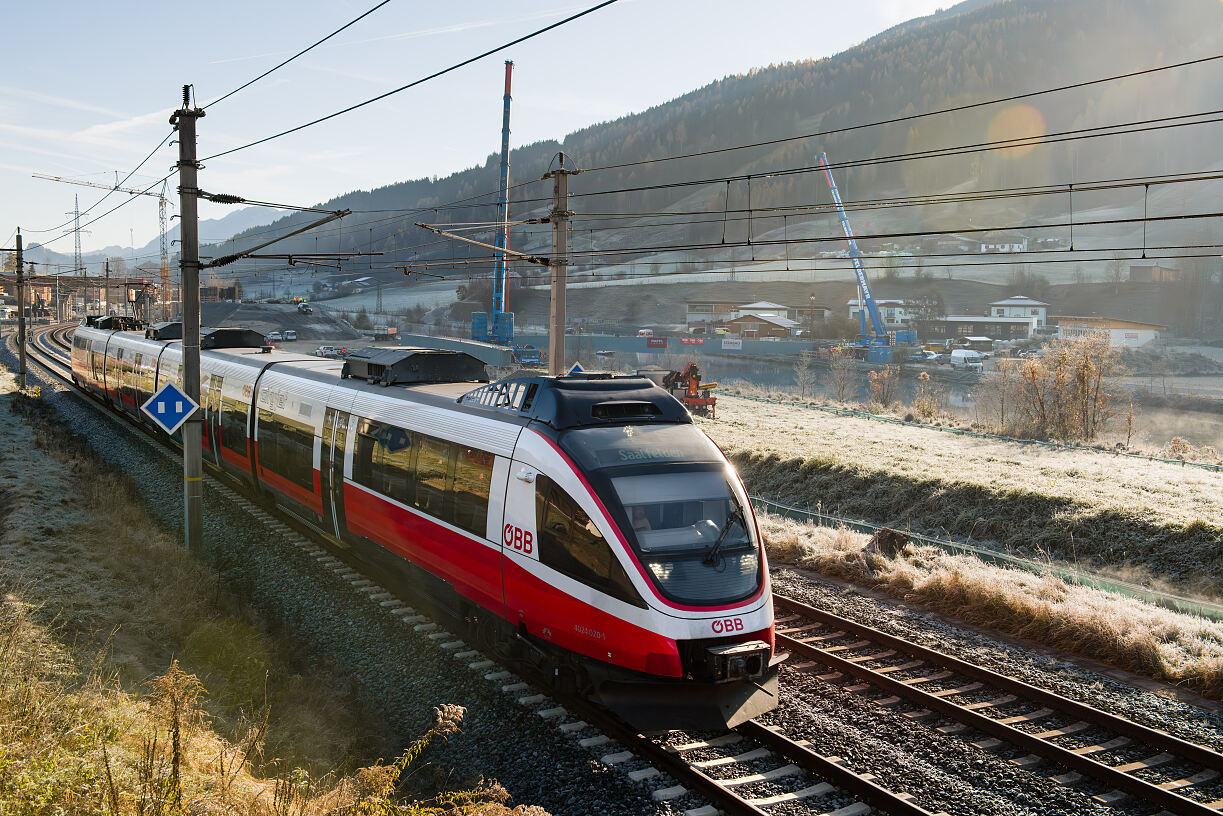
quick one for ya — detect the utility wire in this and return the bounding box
[204,0,393,110]
[581,51,1223,175]
[558,109,1223,204]
[200,0,622,162]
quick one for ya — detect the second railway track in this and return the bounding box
[773,591,1223,814]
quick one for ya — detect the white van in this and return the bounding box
[950,349,984,372]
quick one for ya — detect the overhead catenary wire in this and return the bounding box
[200,0,623,163]
[580,51,1223,175]
[204,0,394,110]
[25,133,175,237]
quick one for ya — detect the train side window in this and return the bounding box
[534,475,644,608]
[413,435,454,520]
[354,420,416,505]
[257,408,315,491]
[220,396,249,456]
[451,446,493,536]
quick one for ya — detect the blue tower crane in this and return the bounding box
[818,152,912,362]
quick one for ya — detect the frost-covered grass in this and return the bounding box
[704,394,1223,594]
[703,394,1223,533]
[760,512,1223,699]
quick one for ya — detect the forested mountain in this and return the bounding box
[206,0,1223,290]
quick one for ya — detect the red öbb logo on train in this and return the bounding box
[503,524,534,555]
[711,617,744,634]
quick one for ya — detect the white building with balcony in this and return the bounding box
[988,295,1048,327]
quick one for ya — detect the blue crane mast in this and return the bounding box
[818,151,912,362]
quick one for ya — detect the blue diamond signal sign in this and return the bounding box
[141,381,199,436]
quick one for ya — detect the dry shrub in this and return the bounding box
[976,335,1124,441]
[867,365,899,408]
[758,511,1223,698]
[1162,436,1222,464]
[911,370,940,420]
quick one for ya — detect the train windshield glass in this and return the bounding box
[610,471,757,603]
[560,424,760,605]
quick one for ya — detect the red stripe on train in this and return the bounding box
[343,482,503,616]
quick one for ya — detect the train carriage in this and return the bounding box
[70,324,780,729]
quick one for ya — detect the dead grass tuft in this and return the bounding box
[759,511,1223,699]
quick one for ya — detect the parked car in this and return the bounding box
[266,331,283,342]
[283,329,297,341]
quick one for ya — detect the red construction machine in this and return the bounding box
[663,362,717,418]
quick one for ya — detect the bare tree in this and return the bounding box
[1012,334,1123,441]
[975,358,1023,433]
[793,351,819,399]
[827,348,856,402]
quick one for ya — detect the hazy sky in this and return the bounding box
[2,0,951,256]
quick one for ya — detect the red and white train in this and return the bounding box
[71,325,779,729]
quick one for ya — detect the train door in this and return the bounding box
[500,460,539,625]
[111,347,124,407]
[204,375,223,467]
[130,353,143,412]
[319,407,351,544]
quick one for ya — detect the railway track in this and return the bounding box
[546,686,943,816]
[19,323,951,815]
[17,323,1223,815]
[774,592,1223,815]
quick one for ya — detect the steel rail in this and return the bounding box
[774,592,1223,814]
[735,719,940,816]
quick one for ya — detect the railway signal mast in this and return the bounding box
[472,61,517,347]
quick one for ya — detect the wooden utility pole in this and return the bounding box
[170,86,204,554]
[544,153,574,375]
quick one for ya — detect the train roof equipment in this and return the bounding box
[144,321,269,349]
[341,346,489,386]
[458,372,691,429]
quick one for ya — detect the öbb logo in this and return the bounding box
[503,524,534,555]
[711,617,744,634]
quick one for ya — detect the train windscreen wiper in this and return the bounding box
[703,507,745,566]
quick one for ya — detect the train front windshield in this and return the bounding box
[560,424,761,606]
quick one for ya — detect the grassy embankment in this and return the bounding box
[0,372,541,814]
[759,513,1223,699]
[702,395,1223,596]
[698,395,1223,697]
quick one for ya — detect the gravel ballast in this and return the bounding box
[15,339,1223,815]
